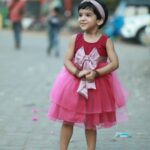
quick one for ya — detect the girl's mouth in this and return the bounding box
[80,23,87,26]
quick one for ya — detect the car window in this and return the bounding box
[125,6,149,17]
[137,7,149,15]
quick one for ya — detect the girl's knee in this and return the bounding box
[63,121,74,127]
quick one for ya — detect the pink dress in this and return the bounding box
[48,33,128,129]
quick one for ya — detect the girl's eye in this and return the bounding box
[86,14,91,17]
[78,13,92,17]
[79,14,82,17]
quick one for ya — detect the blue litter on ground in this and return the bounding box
[115,132,132,138]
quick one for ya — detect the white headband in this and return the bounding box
[81,0,105,20]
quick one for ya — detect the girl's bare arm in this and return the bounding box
[86,38,119,81]
[96,38,119,75]
[64,35,90,78]
[64,35,78,74]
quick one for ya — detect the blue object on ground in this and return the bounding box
[115,132,132,138]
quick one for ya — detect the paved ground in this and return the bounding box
[0,29,150,150]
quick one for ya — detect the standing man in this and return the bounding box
[8,0,26,49]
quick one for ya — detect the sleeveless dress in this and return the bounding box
[48,33,128,129]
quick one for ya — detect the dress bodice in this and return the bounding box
[74,33,109,57]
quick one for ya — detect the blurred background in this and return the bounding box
[0,0,150,150]
[0,0,150,45]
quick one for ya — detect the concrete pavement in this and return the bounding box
[0,29,150,150]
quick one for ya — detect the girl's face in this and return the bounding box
[78,8,102,32]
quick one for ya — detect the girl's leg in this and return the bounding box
[85,129,97,150]
[60,123,74,150]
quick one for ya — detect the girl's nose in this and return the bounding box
[80,15,86,21]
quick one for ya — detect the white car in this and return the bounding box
[120,14,150,44]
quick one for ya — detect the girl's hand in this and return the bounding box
[85,71,97,82]
[77,70,90,78]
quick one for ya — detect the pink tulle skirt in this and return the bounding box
[48,63,128,129]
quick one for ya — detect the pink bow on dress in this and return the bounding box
[74,47,100,99]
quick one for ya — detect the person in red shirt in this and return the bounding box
[8,0,26,49]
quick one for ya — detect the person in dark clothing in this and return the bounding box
[47,7,61,56]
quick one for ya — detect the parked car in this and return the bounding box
[105,0,150,45]
[119,0,150,44]
[120,14,150,45]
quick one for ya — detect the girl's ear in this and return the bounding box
[97,19,104,26]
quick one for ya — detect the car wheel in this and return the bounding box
[137,27,150,45]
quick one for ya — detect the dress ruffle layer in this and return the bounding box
[48,63,128,129]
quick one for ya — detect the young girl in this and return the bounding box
[48,0,128,150]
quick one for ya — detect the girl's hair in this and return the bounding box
[78,0,108,29]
